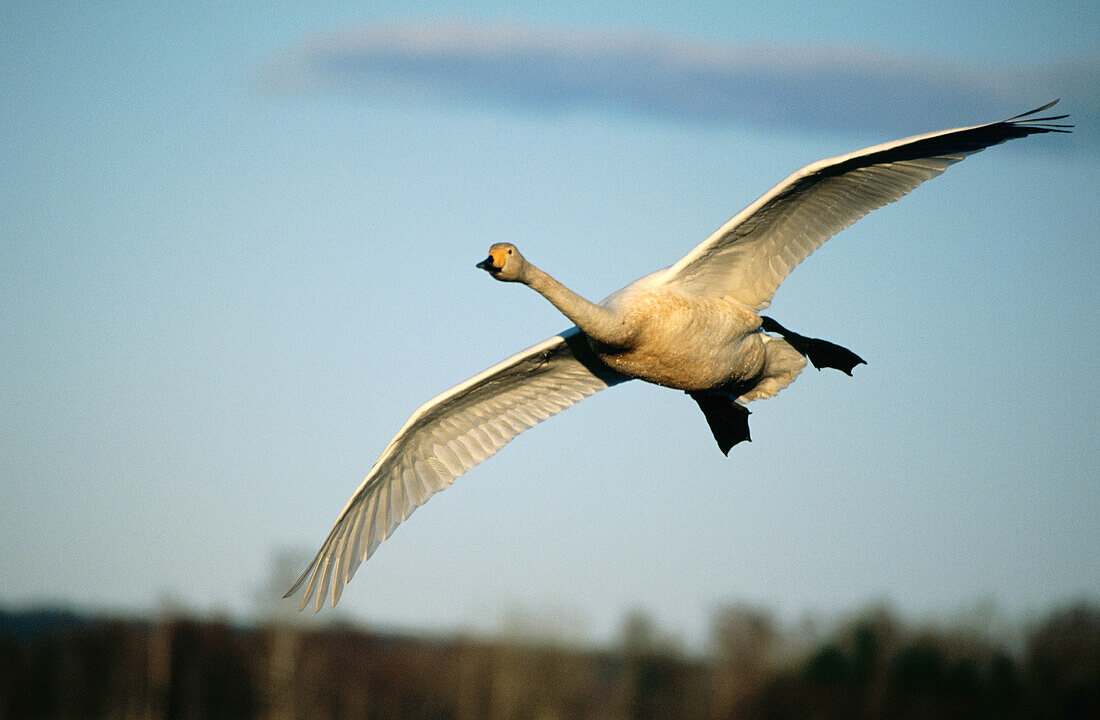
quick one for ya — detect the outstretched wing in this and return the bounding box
[286,327,628,611]
[662,101,1071,310]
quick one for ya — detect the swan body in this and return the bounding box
[287,102,1070,610]
[592,280,769,392]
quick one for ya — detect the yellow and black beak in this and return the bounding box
[476,256,498,272]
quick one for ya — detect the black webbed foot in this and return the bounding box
[688,391,751,456]
[760,316,866,376]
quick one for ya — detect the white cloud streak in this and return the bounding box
[260,21,1097,142]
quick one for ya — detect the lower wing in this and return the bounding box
[286,327,629,611]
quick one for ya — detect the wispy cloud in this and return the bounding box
[260,21,1097,141]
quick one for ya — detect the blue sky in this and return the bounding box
[2,1,1097,647]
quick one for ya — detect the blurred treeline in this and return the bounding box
[0,601,1097,720]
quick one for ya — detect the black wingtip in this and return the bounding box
[1007,99,1059,120]
[1004,100,1074,133]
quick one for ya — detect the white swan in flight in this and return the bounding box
[287,101,1069,610]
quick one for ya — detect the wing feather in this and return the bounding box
[286,327,628,611]
[664,101,1071,309]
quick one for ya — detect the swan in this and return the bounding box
[287,101,1069,610]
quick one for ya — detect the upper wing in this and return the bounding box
[286,327,628,611]
[662,101,1071,310]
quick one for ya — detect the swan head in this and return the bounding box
[476,243,526,282]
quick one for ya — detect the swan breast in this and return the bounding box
[592,287,765,391]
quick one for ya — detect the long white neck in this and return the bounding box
[522,264,634,347]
